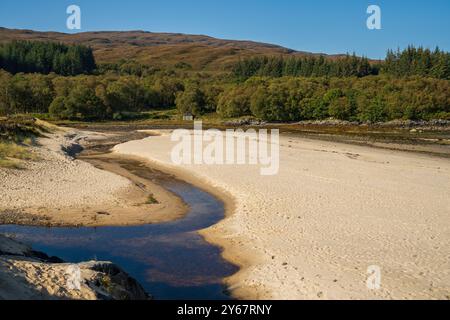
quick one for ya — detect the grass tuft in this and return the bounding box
[145,194,159,205]
[0,142,38,169]
[0,158,24,169]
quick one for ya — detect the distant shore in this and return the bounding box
[60,119,450,158]
[114,130,450,300]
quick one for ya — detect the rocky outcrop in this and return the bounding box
[295,119,450,129]
[223,117,267,127]
[223,118,450,130]
[0,234,150,300]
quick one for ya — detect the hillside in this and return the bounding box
[0,27,340,71]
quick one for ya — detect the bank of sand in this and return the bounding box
[114,130,450,300]
[0,128,186,227]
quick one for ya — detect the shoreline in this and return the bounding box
[62,121,450,158]
[110,134,276,300]
[112,132,450,299]
[113,130,450,300]
[108,151,258,299]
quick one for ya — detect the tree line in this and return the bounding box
[0,70,187,120]
[215,76,450,122]
[383,46,450,79]
[0,41,96,76]
[0,70,448,122]
[233,46,450,80]
[233,54,378,79]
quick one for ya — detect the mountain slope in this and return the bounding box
[0,27,337,71]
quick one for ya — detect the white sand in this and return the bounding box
[0,129,186,226]
[114,131,450,300]
[0,130,132,211]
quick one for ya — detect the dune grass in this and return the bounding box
[0,140,39,169]
[145,194,159,205]
[0,117,45,169]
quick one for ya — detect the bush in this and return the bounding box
[49,85,107,121]
[49,97,67,120]
[217,86,252,118]
[175,86,205,116]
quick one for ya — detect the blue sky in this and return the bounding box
[0,0,449,59]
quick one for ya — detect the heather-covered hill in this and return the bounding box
[0,27,340,70]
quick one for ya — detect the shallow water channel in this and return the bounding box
[0,157,238,300]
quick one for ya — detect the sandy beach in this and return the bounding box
[0,128,186,227]
[114,130,450,300]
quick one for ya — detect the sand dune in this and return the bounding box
[114,131,450,300]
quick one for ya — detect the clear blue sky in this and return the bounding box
[0,0,449,59]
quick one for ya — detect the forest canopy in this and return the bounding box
[233,54,378,79]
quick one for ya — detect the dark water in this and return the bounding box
[0,159,238,300]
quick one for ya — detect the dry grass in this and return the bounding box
[0,117,45,169]
[0,158,22,169]
[0,141,38,169]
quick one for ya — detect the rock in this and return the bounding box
[79,261,151,300]
[0,234,151,300]
[0,234,30,256]
[223,117,267,127]
[292,119,450,131]
[296,119,359,126]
